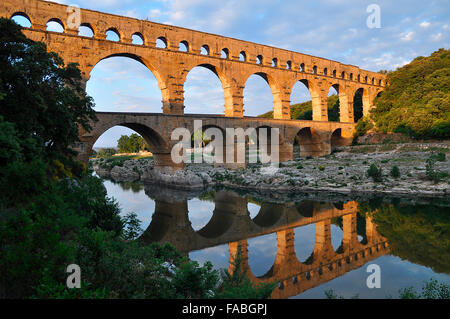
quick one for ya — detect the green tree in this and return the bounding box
[0,18,96,163]
[371,49,450,139]
[117,133,148,153]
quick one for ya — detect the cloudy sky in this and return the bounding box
[33,0,450,147]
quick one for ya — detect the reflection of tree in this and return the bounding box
[362,201,450,274]
[118,181,144,193]
[198,191,215,203]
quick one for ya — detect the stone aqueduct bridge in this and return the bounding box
[141,190,389,299]
[2,0,387,168]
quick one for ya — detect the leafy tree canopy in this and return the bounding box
[371,48,450,139]
[117,133,149,153]
[0,18,96,162]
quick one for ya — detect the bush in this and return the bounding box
[390,166,401,178]
[367,163,383,182]
[430,152,446,162]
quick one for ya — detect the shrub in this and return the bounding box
[390,166,401,178]
[367,163,383,182]
[430,152,446,162]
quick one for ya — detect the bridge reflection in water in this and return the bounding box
[139,189,389,299]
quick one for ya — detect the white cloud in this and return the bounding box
[401,31,415,42]
[431,33,442,41]
[420,21,431,28]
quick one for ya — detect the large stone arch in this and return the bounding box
[242,71,284,119]
[293,127,328,158]
[85,52,168,97]
[289,75,327,122]
[77,115,173,168]
[181,62,231,115]
[352,87,371,118]
[289,78,314,120]
[330,128,353,151]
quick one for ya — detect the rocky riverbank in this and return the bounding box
[91,142,450,198]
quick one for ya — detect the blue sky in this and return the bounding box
[33,0,450,147]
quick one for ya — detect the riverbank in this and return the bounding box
[91,141,450,198]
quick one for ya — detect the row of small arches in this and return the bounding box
[11,12,385,86]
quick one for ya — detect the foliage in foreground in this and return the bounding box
[0,19,273,299]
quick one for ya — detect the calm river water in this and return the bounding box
[102,178,450,299]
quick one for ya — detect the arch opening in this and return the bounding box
[201,45,210,55]
[179,40,189,52]
[79,23,94,37]
[156,37,167,48]
[294,127,325,158]
[106,28,120,41]
[330,128,351,151]
[221,48,229,59]
[239,51,247,62]
[256,55,263,65]
[327,85,340,122]
[46,18,64,33]
[272,58,278,67]
[86,55,163,113]
[184,65,226,115]
[300,63,305,72]
[132,33,144,45]
[11,12,32,28]
[243,73,274,117]
[353,88,364,122]
[286,61,292,70]
[189,124,226,165]
[290,80,313,123]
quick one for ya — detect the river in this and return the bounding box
[101,178,450,299]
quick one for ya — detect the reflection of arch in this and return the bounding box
[140,202,172,242]
[196,194,237,238]
[252,203,285,227]
[295,201,315,217]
